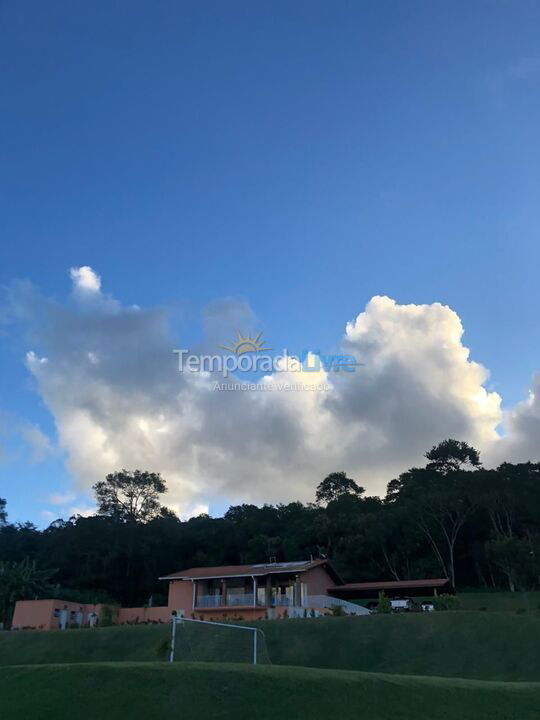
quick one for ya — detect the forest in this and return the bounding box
[1,439,540,626]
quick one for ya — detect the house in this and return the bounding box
[160,558,353,621]
[11,559,368,629]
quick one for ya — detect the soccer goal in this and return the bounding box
[169,616,270,665]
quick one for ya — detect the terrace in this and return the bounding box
[192,573,300,610]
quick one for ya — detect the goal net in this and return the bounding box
[169,617,271,665]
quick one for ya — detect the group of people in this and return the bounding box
[57,606,98,630]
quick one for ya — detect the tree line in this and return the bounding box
[1,439,540,627]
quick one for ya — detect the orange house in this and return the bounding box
[161,558,353,620]
[11,559,369,629]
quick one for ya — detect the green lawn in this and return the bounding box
[3,611,540,681]
[350,590,540,613]
[2,661,540,720]
[457,591,540,613]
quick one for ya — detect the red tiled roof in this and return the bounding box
[333,578,450,592]
[160,559,330,581]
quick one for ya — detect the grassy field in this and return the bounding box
[351,590,540,613]
[3,611,540,681]
[2,661,540,720]
[458,590,540,613]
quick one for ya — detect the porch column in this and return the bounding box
[222,579,227,606]
[252,576,257,606]
[265,575,272,606]
[294,575,302,607]
[191,580,196,610]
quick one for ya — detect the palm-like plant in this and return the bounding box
[0,558,56,628]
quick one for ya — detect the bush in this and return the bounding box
[330,605,345,617]
[100,604,120,627]
[433,594,461,611]
[377,592,392,614]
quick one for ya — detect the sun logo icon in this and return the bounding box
[219,331,272,356]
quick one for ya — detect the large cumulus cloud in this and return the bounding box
[13,267,518,514]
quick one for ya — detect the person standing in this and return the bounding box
[75,607,83,628]
[59,605,68,631]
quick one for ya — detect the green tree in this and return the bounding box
[93,470,167,523]
[425,439,481,474]
[476,463,540,591]
[0,498,6,525]
[316,472,364,504]
[387,441,481,587]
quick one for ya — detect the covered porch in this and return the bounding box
[193,573,306,610]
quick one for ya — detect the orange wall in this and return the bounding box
[12,600,56,630]
[117,606,171,624]
[11,600,104,630]
[194,607,267,621]
[303,564,337,595]
[167,579,193,614]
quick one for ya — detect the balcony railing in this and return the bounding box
[195,593,297,609]
[195,593,259,608]
[272,596,293,606]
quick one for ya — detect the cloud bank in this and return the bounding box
[11,266,540,516]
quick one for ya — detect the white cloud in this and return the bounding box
[21,424,54,463]
[48,492,76,505]
[16,271,513,513]
[68,504,96,518]
[69,266,101,294]
[486,374,540,467]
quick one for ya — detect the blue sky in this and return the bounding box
[2,1,540,525]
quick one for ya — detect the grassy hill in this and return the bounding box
[457,590,540,613]
[2,661,540,720]
[3,611,540,681]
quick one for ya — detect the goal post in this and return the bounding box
[169,616,269,665]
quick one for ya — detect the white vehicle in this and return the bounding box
[390,597,413,612]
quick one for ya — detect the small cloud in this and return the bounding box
[22,424,54,463]
[40,510,57,522]
[48,492,76,505]
[25,351,48,371]
[69,266,101,294]
[68,504,96,518]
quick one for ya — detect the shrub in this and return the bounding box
[377,592,392,614]
[100,604,119,627]
[433,594,461,611]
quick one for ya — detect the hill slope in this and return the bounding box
[2,662,540,720]
[3,612,540,681]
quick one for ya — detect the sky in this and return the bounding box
[1,1,540,526]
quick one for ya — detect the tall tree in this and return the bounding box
[425,439,481,474]
[0,498,6,525]
[316,472,364,504]
[93,470,167,523]
[388,440,481,586]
